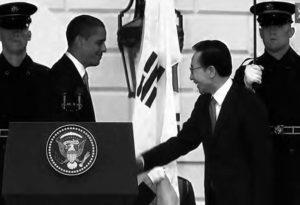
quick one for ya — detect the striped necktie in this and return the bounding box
[209,96,217,133]
[83,72,89,91]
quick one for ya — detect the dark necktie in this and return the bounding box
[209,96,217,133]
[83,72,89,91]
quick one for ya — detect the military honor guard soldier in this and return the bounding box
[0,2,50,204]
[234,1,300,205]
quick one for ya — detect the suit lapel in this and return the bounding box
[61,55,87,89]
[61,55,96,121]
[212,84,238,140]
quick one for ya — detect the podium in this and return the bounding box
[2,122,138,205]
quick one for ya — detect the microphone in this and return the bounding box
[61,92,67,110]
[77,93,83,111]
[75,87,83,111]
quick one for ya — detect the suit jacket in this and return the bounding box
[135,182,156,205]
[142,83,273,205]
[50,54,95,122]
[178,176,196,205]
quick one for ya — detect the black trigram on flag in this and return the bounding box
[136,51,165,108]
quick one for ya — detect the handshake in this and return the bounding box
[243,64,264,90]
[136,155,166,184]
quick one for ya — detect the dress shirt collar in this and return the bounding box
[212,78,232,107]
[65,51,86,78]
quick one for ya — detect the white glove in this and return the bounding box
[147,167,166,184]
[244,64,264,89]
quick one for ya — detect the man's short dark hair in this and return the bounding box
[66,15,105,47]
[192,40,232,77]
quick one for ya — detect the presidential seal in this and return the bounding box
[46,124,97,176]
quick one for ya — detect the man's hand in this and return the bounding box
[140,167,166,193]
[147,167,166,184]
[136,155,145,173]
[244,64,264,89]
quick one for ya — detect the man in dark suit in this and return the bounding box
[50,15,107,122]
[136,40,273,205]
[0,2,50,204]
[233,2,300,205]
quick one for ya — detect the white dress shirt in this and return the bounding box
[212,78,233,120]
[65,51,86,78]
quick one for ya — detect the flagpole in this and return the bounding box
[253,0,257,64]
[251,0,261,91]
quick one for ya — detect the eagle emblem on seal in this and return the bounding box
[46,124,98,176]
[56,133,90,170]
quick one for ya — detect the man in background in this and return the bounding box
[234,2,300,204]
[0,2,50,204]
[50,15,106,122]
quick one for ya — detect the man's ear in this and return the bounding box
[27,30,32,41]
[208,66,216,78]
[259,28,263,39]
[289,27,295,38]
[74,35,84,48]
